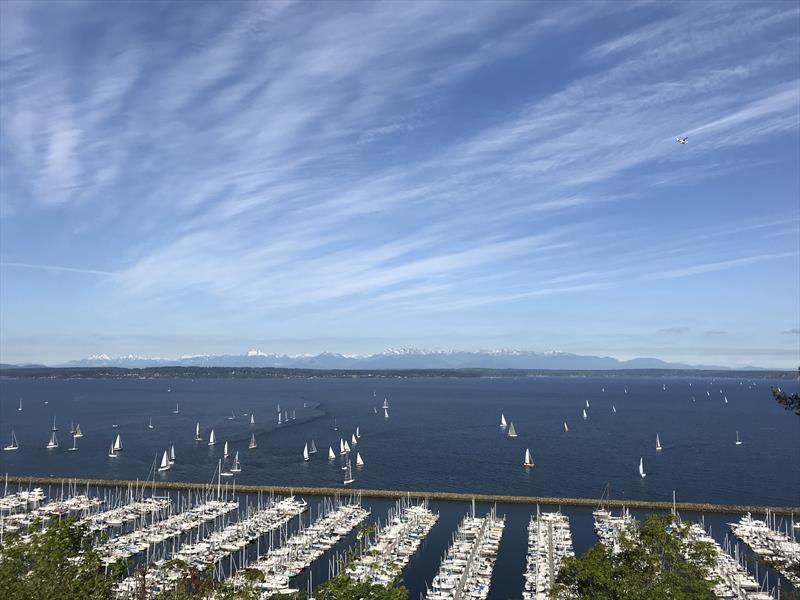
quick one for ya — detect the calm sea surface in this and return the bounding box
[1,375,798,597]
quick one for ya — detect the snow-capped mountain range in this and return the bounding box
[54,348,727,370]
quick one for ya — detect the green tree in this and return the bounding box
[552,514,717,600]
[311,574,407,600]
[771,386,800,416]
[0,516,125,600]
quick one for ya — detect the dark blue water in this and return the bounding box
[1,375,798,597]
[1,376,797,505]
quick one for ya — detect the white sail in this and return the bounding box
[735,431,742,445]
[158,450,170,471]
[277,403,281,413]
[612,405,617,414]
[303,443,309,461]
[724,396,728,404]
[524,448,534,467]
[373,407,377,414]
[113,433,122,451]
[507,422,517,437]
[638,457,646,478]
[148,417,153,429]
[173,403,179,414]
[250,414,255,424]
[310,440,317,453]
[68,435,78,451]
[46,431,58,449]
[582,408,587,420]
[4,430,19,451]
[208,429,216,446]
[51,416,57,431]
[231,451,241,472]
[655,434,662,451]
[356,426,360,438]
[169,444,176,463]
[500,413,507,427]
[18,398,22,411]
[340,438,345,454]
[344,440,351,453]
[249,433,257,449]
[585,399,590,409]
[382,398,389,409]
[356,452,364,466]
[223,441,229,458]
[384,408,389,419]
[292,410,296,420]
[195,422,201,441]
[343,460,354,484]
[563,421,568,432]
[107,442,117,458]
[278,412,282,425]
[351,433,358,445]
[328,446,336,460]
[74,424,83,438]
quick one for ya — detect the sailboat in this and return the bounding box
[656,434,662,451]
[356,426,361,438]
[173,403,179,414]
[724,396,728,404]
[223,441,229,458]
[384,407,389,419]
[638,457,646,478]
[231,451,241,473]
[208,429,216,446]
[356,452,364,467]
[284,411,288,423]
[277,403,281,414]
[108,442,117,458]
[328,446,336,460]
[343,460,354,484]
[582,408,588,420]
[51,416,58,432]
[612,405,617,414]
[278,412,282,425]
[310,440,317,454]
[344,440,351,453]
[249,433,257,449]
[113,433,122,452]
[291,410,296,420]
[4,430,19,451]
[158,450,171,472]
[18,398,22,412]
[67,435,78,452]
[382,398,389,410]
[523,448,534,468]
[373,407,378,414]
[563,421,569,432]
[507,422,518,438]
[500,413,507,428]
[74,424,83,438]
[333,418,338,431]
[351,433,358,446]
[169,444,176,464]
[69,421,75,435]
[46,431,58,449]
[340,438,346,455]
[195,423,202,441]
[227,411,235,421]
[663,384,666,391]
[250,414,255,425]
[148,417,154,429]
[585,400,590,409]
[735,431,743,446]
[303,443,310,462]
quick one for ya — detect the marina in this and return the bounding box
[523,510,574,600]
[731,512,800,587]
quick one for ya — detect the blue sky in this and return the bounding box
[1,0,798,368]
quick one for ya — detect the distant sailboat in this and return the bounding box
[373,407,378,414]
[356,452,364,467]
[344,440,351,453]
[249,433,257,449]
[656,434,662,451]
[208,429,216,446]
[500,413,507,428]
[195,422,202,441]
[638,457,646,478]
[223,441,229,458]
[46,431,58,449]
[68,435,78,452]
[250,414,255,425]
[227,411,235,421]
[18,398,22,412]
[108,442,117,458]
[328,446,336,460]
[351,433,358,446]
[507,422,517,438]
[356,426,361,438]
[113,433,122,452]
[563,421,569,432]
[51,416,58,432]
[735,431,742,446]
[4,430,19,451]
[310,440,317,454]
[291,410,296,420]
[340,438,346,455]
[158,450,170,472]
[612,405,616,414]
[585,400,590,409]
[303,443,310,462]
[148,417,154,429]
[169,444,176,464]
[624,388,628,394]
[278,412,283,425]
[173,403,179,414]
[112,423,119,429]
[277,403,281,414]
[333,418,338,431]
[384,407,389,419]
[69,421,75,435]
[231,451,241,473]
[663,384,666,391]
[74,424,83,438]
[724,396,728,404]
[343,460,354,484]
[582,408,587,420]
[382,398,389,410]
[523,448,534,468]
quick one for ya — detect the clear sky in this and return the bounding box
[1,0,798,368]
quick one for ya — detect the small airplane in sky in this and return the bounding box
[676,136,688,144]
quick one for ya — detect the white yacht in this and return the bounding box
[158,450,171,472]
[638,457,646,478]
[524,448,534,468]
[303,443,310,462]
[249,433,257,449]
[507,422,518,437]
[4,430,19,451]
[46,431,59,449]
[208,429,216,446]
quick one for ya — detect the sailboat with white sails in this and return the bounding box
[113,433,122,452]
[108,441,118,458]
[68,435,78,452]
[507,422,518,438]
[328,446,336,460]
[655,434,662,451]
[148,417,154,429]
[344,440,351,453]
[208,429,216,446]
[582,408,588,420]
[500,413,507,428]
[169,444,176,464]
[173,403,179,414]
[339,438,346,455]
[195,422,202,441]
[18,398,22,412]
[563,421,569,432]
[4,430,19,451]
[74,424,83,438]
[735,431,743,446]
[356,426,361,438]
[343,459,354,484]
[158,450,171,472]
[46,431,58,449]
[523,448,534,468]
[384,407,389,419]
[223,441,229,458]
[382,398,389,410]
[303,443,310,462]
[231,451,241,473]
[249,433,257,449]
[356,452,364,467]
[351,433,358,446]
[638,457,646,478]
[250,414,255,425]
[310,440,317,454]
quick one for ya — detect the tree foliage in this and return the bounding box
[771,385,800,416]
[552,514,717,600]
[0,516,124,600]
